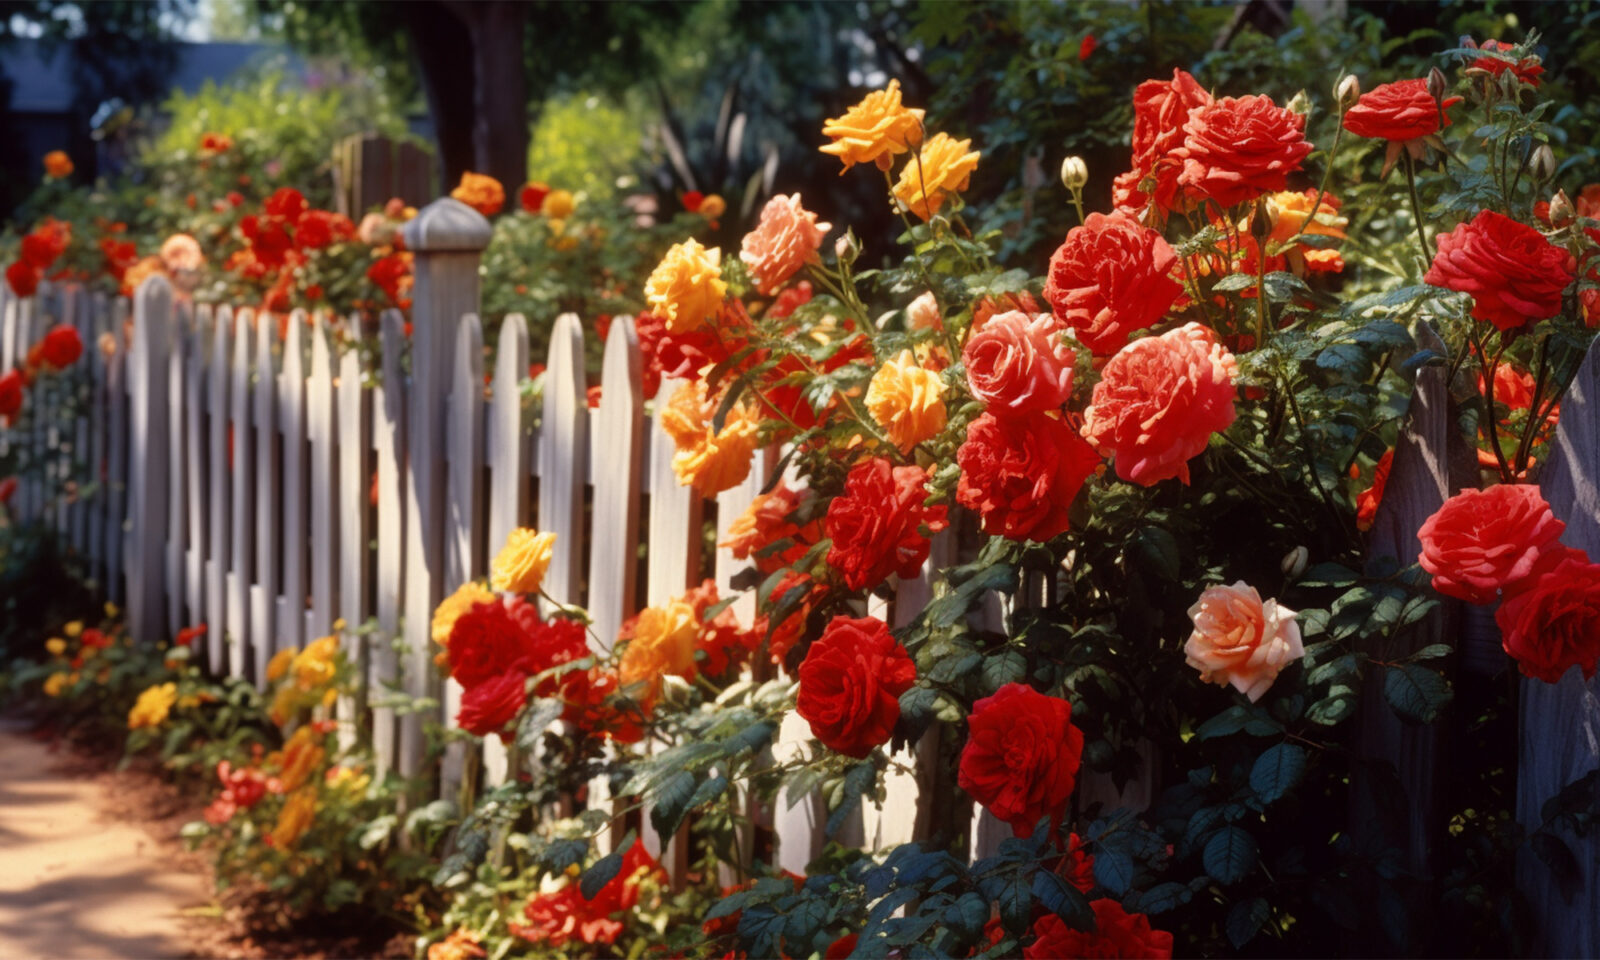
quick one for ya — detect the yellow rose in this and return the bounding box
[104,602,119,618]
[698,194,727,219]
[432,581,496,665]
[45,637,66,657]
[866,349,947,451]
[659,381,760,497]
[277,725,327,792]
[43,672,70,697]
[266,646,298,683]
[619,599,700,705]
[892,132,982,220]
[491,528,557,595]
[270,787,318,849]
[644,239,727,334]
[820,79,926,172]
[292,636,339,691]
[544,188,576,219]
[127,682,178,730]
[64,621,83,638]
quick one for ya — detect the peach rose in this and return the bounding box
[905,291,941,331]
[645,239,727,334]
[1081,322,1238,485]
[820,79,925,172]
[159,233,204,273]
[660,380,760,497]
[1184,582,1303,701]
[892,132,981,220]
[962,310,1075,415]
[741,193,831,295]
[866,349,947,451]
[619,598,699,705]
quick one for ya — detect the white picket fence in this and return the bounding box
[0,196,977,876]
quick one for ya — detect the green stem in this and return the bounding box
[1402,151,1432,269]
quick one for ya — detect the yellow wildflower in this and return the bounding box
[45,638,66,657]
[276,725,327,792]
[432,581,496,666]
[43,672,70,697]
[659,380,761,497]
[128,682,178,730]
[892,132,982,220]
[491,528,557,596]
[820,79,925,172]
[64,621,83,638]
[270,787,318,849]
[292,636,339,691]
[104,602,119,618]
[543,189,576,219]
[644,239,727,334]
[866,349,947,451]
[266,646,297,683]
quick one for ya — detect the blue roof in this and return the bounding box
[1,38,301,114]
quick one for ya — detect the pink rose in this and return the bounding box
[740,193,831,295]
[962,311,1076,415]
[1184,581,1303,701]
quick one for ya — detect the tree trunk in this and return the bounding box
[459,1,530,191]
[403,1,477,193]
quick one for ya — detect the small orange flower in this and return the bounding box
[451,172,506,217]
[892,132,981,220]
[820,79,925,172]
[659,381,760,497]
[43,151,73,179]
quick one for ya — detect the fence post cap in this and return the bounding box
[402,197,493,253]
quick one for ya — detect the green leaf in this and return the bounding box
[580,850,624,900]
[980,649,1027,693]
[1127,881,1192,915]
[1195,705,1282,741]
[827,761,877,837]
[649,769,697,839]
[1383,663,1452,724]
[1203,826,1258,885]
[538,837,590,874]
[1227,897,1272,949]
[1249,743,1306,805]
[1032,868,1094,931]
[1093,848,1135,896]
[1131,526,1181,581]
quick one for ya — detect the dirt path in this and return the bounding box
[0,717,208,960]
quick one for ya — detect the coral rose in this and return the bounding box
[1024,900,1174,960]
[963,310,1076,414]
[1184,581,1304,702]
[1424,209,1572,332]
[1176,95,1312,209]
[971,290,1039,332]
[797,615,917,758]
[720,481,820,574]
[1043,211,1182,356]
[21,220,70,271]
[820,78,925,172]
[451,171,505,216]
[1081,322,1239,485]
[1115,69,1213,213]
[645,238,727,333]
[159,233,204,273]
[740,193,831,295]
[1469,39,1544,86]
[37,324,83,368]
[905,290,942,331]
[491,527,556,595]
[457,670,527,737]
[43,150,73,178]
[824,458,948,591]
[957,410,1101,542]
[1496,550,1600,683]
[1418,484,1566,604]
[892,132,981,220]
[1342,78,1461,143]
[1355,448,1394,532]
[958,682,1084,837]
[866,349,947,451]
[659,380,760,496]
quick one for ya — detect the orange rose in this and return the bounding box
[865,349,946,451]
[892,132,981,220]
[820,79,925,172]
[645,239,727,334]
[159,233,204,273]
[740,193,831,295]
[659,380,759,496]
[451,171,505,216]
[1184,581,1303,702]
[618,599,699,705]
[43,150,72,179]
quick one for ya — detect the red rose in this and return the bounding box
[510,608,590,697]
[1176,95,1312,209]
[1496,550,1600,683]
[0,368,24,424]
[1355,448,1394,532]
[1343,78,1462,142]
[767,279,814,320]
[1470,40,1544,87]
[1424,209,1572,332]
[447,596,539,688]
[963,310,1076,414]
[560,667,643,744]
[824,458,948,591]
[958,682,1084,837]
[175,624,207,647]
[6,261,39,298]
[1056,832,1096,894]
[1081,322,1239,486]
[520,182,550,214]
[0,476,17,504]
[457,670,528,737]
[684,579,760,677]
[720,481,820,575]
[797,615,916,758]
[1115,69,1212,213]
[1418,484,1566,604]
[1024,899,1173,960]
[957,411,1100,542]
[264,186,307,221]
[38,324,83,369]
[1078,34,1096,61]
[757,570,818,667]
[1043,211,1183,356]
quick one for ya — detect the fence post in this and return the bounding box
[126,275,174,643]
[398,197,493,781]
[1519,338,1600,958]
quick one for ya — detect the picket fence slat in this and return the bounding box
[587,315,643,655]
[483,314,531,786]
[183,306,208,630]
[308,314,339,641]
[371,310,409,773]
[537,313,589,615]
[85,294,109,584]
[276,311,307,654]
[440,312,486,798]
[645,378,701,605]
[104,298,128,606]
[206,306,233,671]
[163,301,189,636]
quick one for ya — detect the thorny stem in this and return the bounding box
[1469,330,1515,484]
[1402,151,1433,268]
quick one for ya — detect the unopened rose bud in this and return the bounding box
[1427,66,1448,103]
[1250,197,1277,241]
[1531,144,1557,182]
[1335,74,1361,109]
[1285,90,1312,116]
[1060,155,1088,191]
[1550,189,1574,225]
[1281,546,1309,579]
[905,290,941,332]
[835,233,859,265]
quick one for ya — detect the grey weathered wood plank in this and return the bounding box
[206,306,234,671]
[126,276,173,643]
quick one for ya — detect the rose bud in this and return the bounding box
[1335,74,1361,109]
[1060,155,1088,191]
[1550,189,1575,225]
[1427,66,1448,103]
[1281,546,1309,579]
[1531,144,1557,182]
